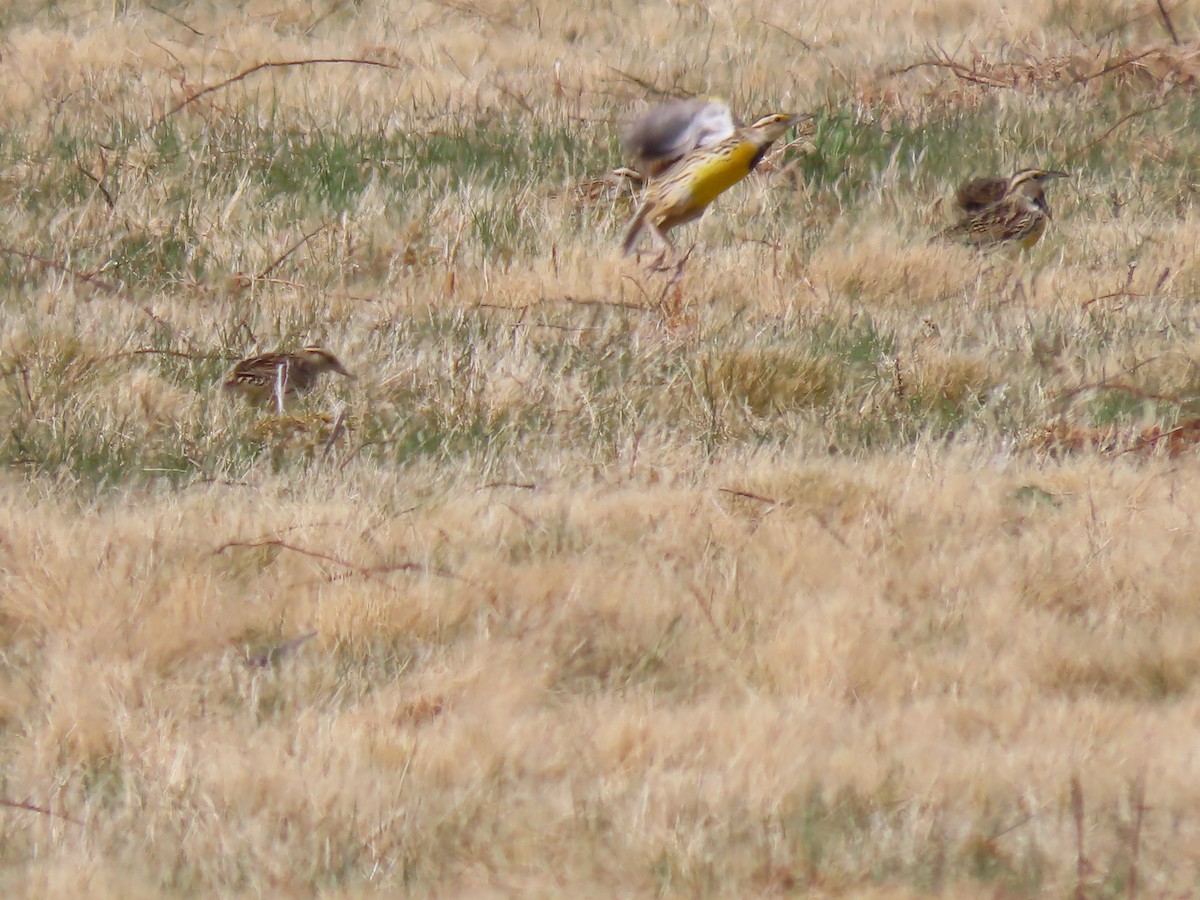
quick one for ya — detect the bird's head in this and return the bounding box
[1008,169,1067,217]
[1013,167,1067,180]
[748,112,803,140]
[299,346,355,378]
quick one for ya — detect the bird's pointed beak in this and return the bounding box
[787,113,817,138]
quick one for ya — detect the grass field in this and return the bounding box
[2,0,1200,895]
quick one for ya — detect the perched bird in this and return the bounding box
[223,346,354,404]
[938,168,1068,249]
[622,112,804,261]
[622,98,737,177]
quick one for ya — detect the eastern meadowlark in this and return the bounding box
[622,98,737,178]
[938,168,1068,249]
[223,346,354,404]
[621,112,803,259]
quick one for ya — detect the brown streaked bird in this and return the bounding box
[621,98,737,178]
[223,346,354,403]
[938,168,1068,250]
[622,112,806,262]
[556,165,645,205]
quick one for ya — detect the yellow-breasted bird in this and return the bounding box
[621,112,805,260]
[223,346,354,404]
[558,101,732,209]
[939,168,1068,249]
[621,98,737,178]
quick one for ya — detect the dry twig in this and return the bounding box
[605,67,693,100]
[0,245,197,350]
[257,222,334,282]
[214,538,465,582]
[147,3,205,35]
[717,488,779,506]
[1,798,82,825]
[887,55,1013,88]
[321,408,348,461]
[1071,49,1160,85]
[75,159,116,209]
[0,245,121,295]
[1066,83,1184,160]
[152,58,404,126]
[1158,0,1182,44]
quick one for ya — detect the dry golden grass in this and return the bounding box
[3,0,1200,895]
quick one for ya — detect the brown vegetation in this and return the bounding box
[2,0,1200,895]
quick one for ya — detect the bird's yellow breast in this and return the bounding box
[1019,217,1048,249]
[685,140,759,207]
